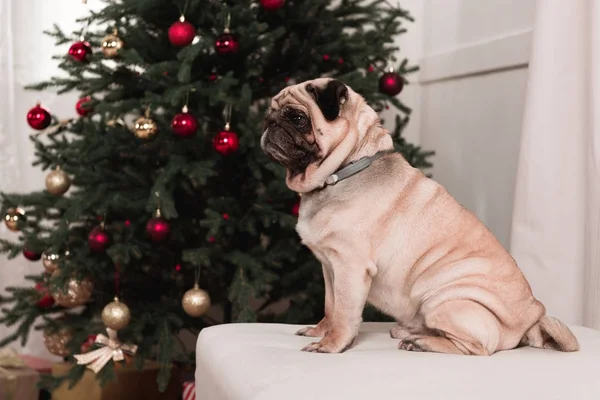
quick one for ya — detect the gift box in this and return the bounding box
[183,381,195,400]
[0,348,40,400]
[51,361,181,400]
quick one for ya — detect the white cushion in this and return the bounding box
[196,322,600,400]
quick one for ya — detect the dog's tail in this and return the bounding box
[522,315,579,352]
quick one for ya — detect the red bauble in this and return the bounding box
[292,201,300,217]
[23,248,41,261]
[146,217,171,242]
[215,33,239,55]
[80,334,97,353]
[168,18,196,47]
[76,96,93,116]
[378,71,404,96]
[68,41,92,62]
[213,130,239,155]
[27,104,52,130]
[261,0,285,11]
[171,109,198,137]
[36,282,55,308]
[88,227,111,252]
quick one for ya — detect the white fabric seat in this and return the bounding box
[196,322,600,400]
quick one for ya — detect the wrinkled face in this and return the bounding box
[261,78,353,177]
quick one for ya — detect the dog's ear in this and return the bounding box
[306,80,348,121]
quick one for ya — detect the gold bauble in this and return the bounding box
[101,33,124,58]
[101,297,131,330]
[133,116,158,139]
[182,284,211,317]
[43,327,72,357]
[45,167,71,196]
[50,271,94,307]
[42,251,60,273]
[4,207,25,231]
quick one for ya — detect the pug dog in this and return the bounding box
[261,78,579,355]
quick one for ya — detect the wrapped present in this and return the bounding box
[51,360,181,400]
[183,381,195,400]
[0,348,40,400]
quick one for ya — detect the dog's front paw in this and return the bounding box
[296,318,330,337]
[398,337,425,352]
[301,334,355,353]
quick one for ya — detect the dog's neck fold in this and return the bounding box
[286,122,393,194]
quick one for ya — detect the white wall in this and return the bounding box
[416,0,536,248]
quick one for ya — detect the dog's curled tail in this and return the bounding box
[522,315,579,352]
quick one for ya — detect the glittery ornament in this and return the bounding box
[182,283,211,317]
[101,30,124,57]
[45,166,71,196]
[43,327,73,356]
[51,271,94,308]
[101,297,131,331]
[133,109,158,139]
[42,251,60,273]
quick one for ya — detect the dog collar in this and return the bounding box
[324,150,395,186]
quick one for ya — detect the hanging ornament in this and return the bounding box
[45,166,71,196]
[68,40,92,62]
[36,282,55,308]
[23,246,42,261]
[43,327,73,357]
[213,126,239,155]
[171,105,198,137]
[88,225,111,252]
[292,200,300,217]
[133,107,158,139]
[74,328,137,374]
[146,213,171,243]
[215,14,239,55]
[379,68,404,96]
[101,29,124,58]
[4,207,25,232]
[182,283,211,317]
[42,251,60,273]
[50,270,94,307]
[101,297,131,331]
[76,96,93,116]
[168,15,196,47]
[260,0,285,11]
[26,103,52,130]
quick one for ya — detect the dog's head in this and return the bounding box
[261,78,387,192]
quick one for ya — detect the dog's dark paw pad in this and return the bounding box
[398,338,424,352]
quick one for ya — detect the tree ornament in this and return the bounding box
[50,270,94,307]
[168,15,196,47]
[23,247,42,261]
[171,105,198,137]
[88,226,111,252]
[133,108,158,139]
[146,209,171,242]
[260,0,285,11]
[36,282,55,308]
[215,32,239,55]
[42,251,60,273]
[4,207,25,231]
[45,166,71,196]
[213,123,239,155]
[101,29,124,57]
[292,201,300,217]
[182,283,211,317]
[80,334,97,353]
[76,96,93,116]
[43,327,72,357]
[379,68,404,96]
[68,41,92,62]
[26,103,51,130]
[101,297,131,331]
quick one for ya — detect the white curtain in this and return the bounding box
[0,0,90,356]
[510,0,600,328]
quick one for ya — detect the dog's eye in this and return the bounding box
[286,109,308,126]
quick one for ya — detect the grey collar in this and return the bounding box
[324,150,395,186]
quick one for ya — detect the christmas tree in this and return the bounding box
[0,0,433,392]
